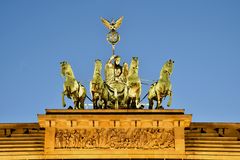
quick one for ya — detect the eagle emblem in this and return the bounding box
[101,16,124,31]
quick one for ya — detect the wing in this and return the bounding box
[114,16,124,30]
[100,17,112,30]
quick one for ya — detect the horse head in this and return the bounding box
[160,59,174,79]
[94,59,102,75]
[130,57,138,69]
[129,57,139,76]
[60,61,75,79]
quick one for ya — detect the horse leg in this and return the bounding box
[92,95,98,109]
[80,98,85,109]
[148,98,153,109]
[92,92,96,109]
[156,92,160,109]
[127,97,131,109]
[114,88,119,109]
[73,100,78,109]
[98,96,103,109]
[92,98,96,109]
[123,86,128,105]
[156,91,163,109]
[131,97,136,109]
[102,86,109,109]
[78,100,82,109]
[156,98,164,109]
[167,91,172,107]
[102,98,107,109]
[115,100,119,109]
[136,97,140,109]
[62,92,66,108]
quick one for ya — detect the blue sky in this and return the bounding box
[0,0,240,123]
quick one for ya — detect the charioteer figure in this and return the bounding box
[105,54,127,84]
[104,54,128,109]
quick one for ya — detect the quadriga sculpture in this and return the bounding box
[90,57,142,109]
[60,61,86,109]
[126,57,142,108]
[90,59,108,109]
[91,57,127,109]
[148,59,174,109]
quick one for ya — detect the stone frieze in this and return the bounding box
[55,128,175,150]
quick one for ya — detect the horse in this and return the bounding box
[90,59,108,109]
[126,57,142,109]
[60,61,86,109]
[148,59,174,109]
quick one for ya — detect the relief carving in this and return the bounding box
[55,128,175,149]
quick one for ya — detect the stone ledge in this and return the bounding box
[45,109,185,115]
[190,122,240,128]
[0,123,40,128]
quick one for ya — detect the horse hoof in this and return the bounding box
[155,106,164,110]
[68,106,73,110]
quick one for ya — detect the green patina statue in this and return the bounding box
[60,61,86,109]
[90,59,108,109]
[148,59,174,109]
[126,57,141,108]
